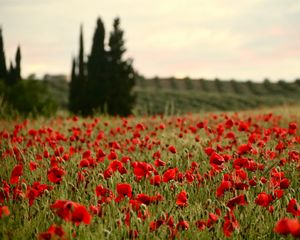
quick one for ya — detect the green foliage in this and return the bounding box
[44,76,69,109]
[246,81,263,95]
[154,77,161,89]
[86,17,108,115]
[69,17,136,116]
[6,80,57,117]
[0,80,14,118]
[0,28,7,80]
[214,78,222,93]
[136,74,146,88]
[184,77,193,90]
[5,47,22,86]
[199,78,209,92]
[69,25,87,115]
[0,29,57,118]
[134,88,300,115]
[263,79,274,93]
[15,46,21,80]
[170,77,177,89]
[107,17,135,116]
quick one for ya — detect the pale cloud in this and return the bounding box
[0,0,299,81]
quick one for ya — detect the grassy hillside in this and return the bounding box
[43,77,69,109]
[134,77,300,115]
[44,76,300,115]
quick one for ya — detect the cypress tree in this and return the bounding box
[87,17,108,115]
[78,25,85,81]
[69,57,78,113]
[5,47,21,86]
[107,17,135,116]
[0,28,7,81]
[15,46,21,81]
[77,25,87,114]
[69,25,87,114]
[6,61,14,86]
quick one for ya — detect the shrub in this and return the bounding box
[6,80,57,117]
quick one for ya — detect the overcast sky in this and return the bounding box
[0,0,300,81]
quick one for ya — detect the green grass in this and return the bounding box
[0,106,299,239]
[41,76,300,115]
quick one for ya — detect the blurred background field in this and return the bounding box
[35,75,300,116]
[1,72,300,119]
[134,77,300,115]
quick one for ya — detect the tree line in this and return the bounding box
[0,28,21,86]
[69,17,135,116]
[0,16,136,117]
[0,28,57,117]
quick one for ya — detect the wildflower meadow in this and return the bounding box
[0,107,299,239]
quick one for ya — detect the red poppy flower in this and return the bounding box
[154,159,166,167]
[96,148,106,159]
[29,161,38,171]
[152,150,161,159]
[51,200,91,225]
[197,121,205,129]
[117,183,132,197]
[47,167,66,184]
[136,194,151,205]
[216,180,232,197]
[107,151,118,160]
[223,211,239,237]
[279,178,290,189]
[274,218,300,237]
[163,168,178,182]
[26,182,52,206]
[166,214,175,228]
[237,144,252,155]
[288,122,297,134]
[168,145,177,154]
[205,147,214,156]
[0,206,10,218]
[195,220,206,231]
[255,192,272,207]
[108,160,127,174]
[38,224,65,240]
[43,150,50,158]
[227,194,247,210]
[150,175,161,186]
[287,199,300,217]
[208,212,219,223]
[10,164,23,184]
[176,191,188,208]
[51,200,72,220]
[176,220,189,230]
[210,152,225,166]
[95,185,114,203]
[150,220,164,231]
[103,167,113,179]
[238,121,249,132]
[71,205,92,225]
[79,159,89,168]
[82,150,91,158]
[115,183,132,202]
[225,119,234,128]
[275,141,285,152]
[273,189,284,199]
[90,204,102,217]
[133,162,152,180]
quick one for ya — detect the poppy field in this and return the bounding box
[0,107,300,239]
